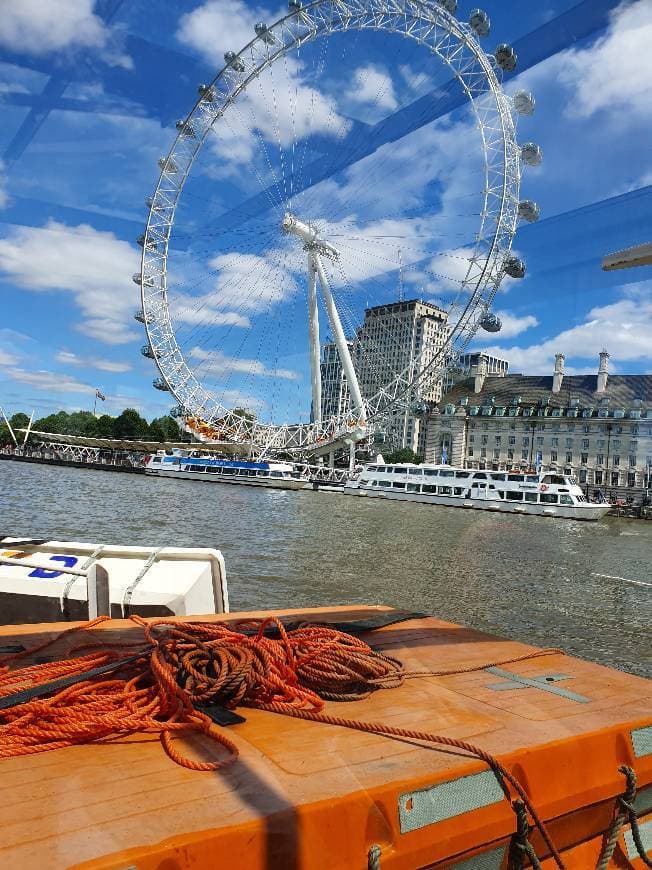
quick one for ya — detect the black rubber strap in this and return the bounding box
[0,538,50,548]
[238,609,426,638]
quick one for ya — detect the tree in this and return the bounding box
[113,408,151,440]
[149,415,182,442]
[96,414,116,438]
[10,412,30,430]
[383,447,422,464]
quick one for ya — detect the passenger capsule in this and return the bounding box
[288,0,302,11]
[134,309,146,323]
[136,234,145,247]
[504,255,526,279]
[518,200,540,223]
[410,400,429,416]
[133,273,155,287]
[513,89,535,116]
[495,43,517,71]
[469,9,490,37]
[197,83,216,102]
[480,312,502,332]
[153,377,170,392]
[141,345,155,359]
[175,120,196,137]
[170,405,184,418]
[520,142,543,167]
[437,0,457,12]
[254,22,276,43]
[224,51,245,72]
[158,157,179,173]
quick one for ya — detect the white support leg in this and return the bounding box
[307,260,322,424]
[312,253,366,422]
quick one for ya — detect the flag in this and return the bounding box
[95,389,106,401]
[535,451,542,473]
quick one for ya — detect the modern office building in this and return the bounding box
[319,340,352,421]
[355,299,449,451]
[425,351,652,502]
[444,351,509,392]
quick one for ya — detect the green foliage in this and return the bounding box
[113,408,151,439]
[149,415,182,442]
[3,408,184,444]
[382,447,423,465]
[9,412,30,430]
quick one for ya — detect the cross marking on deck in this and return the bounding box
[485,667,591,703]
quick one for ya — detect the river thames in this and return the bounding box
[2,461,650,677]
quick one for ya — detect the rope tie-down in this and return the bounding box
[597,765,652,870]
[0,617,584,869]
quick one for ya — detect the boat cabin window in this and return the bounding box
[407,468,423,476]
[439,469,454,478]
[392,481,406,490]
[454,487,464,495]
[506,491,523,501]
[473,472,487,479]
[407,483,420,492]
[271,471,283,477]
[526,475,539,483]
[378,480,390,488]
[422,484,437,494]
[367,466,377,472]
[439,486,452,495]
[540,493,559,504]
[455,471,471,478]
[490,473,506,481]
[424,469,439,477]
[509,474,524,481]
[560,495,574,505]
[524,492,538,503]
[543,474,566,485]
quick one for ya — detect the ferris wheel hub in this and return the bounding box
[282,212,339,260]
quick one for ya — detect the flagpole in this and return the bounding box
[93,393,97,418]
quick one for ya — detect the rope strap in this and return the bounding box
[597,765,652,870]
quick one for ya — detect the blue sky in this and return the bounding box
[0,0,651,424]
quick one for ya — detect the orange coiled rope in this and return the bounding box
[0,617,565,867]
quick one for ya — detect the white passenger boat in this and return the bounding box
[344,463,612,520]
[144,449,310,490]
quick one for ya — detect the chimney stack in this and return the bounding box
[473,354,487,394]
[552,352,565,393]
[597,349,609,393]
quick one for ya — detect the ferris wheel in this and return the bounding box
[135,0,541,454]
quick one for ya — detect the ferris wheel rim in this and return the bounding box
[139,0,522,450]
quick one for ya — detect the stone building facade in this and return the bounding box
[425,352,652,502]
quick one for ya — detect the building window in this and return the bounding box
[481,448,487,457]
[595,471,603,485]
[481,434,488,445]
[583,424,590,433]
[468,448,474,457]
[551,450,557,462]
[567,423,575,431]
[596,454,604,465]
[508,436,516,445]
[536,436,544,446]
[628,455,636,468]
[565,438,573,448]
[495,435,502,445]
[613,455,620,467]
[510,423,516,430]
[522,437,530,447]
[627,472,636,487]
[508,449,514,459]
[630,441,638,452]
[581,452,588,464]
[493,449,500,459]
[482,423,489,430]
[469,434,474,443]
[551,437,559,447]
[616,426,623,434]
[566,452,573,463]
[582,439,589,449]
[579,470,587,483]
[611,472,619,486]
[613,439,621,449]
[597,439,605,449]
[631,425,639,436]
[521,450,529,460]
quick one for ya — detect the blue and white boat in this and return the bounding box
[144,449,310,490]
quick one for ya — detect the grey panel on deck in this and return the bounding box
[635,785,652,816]
[631,725,652,758]
[624,818,652,861]
[450,845,506,869]
[399,770,504,834]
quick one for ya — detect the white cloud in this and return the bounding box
[190,347,299,380]
[0,349,18,366]
[558,1,652,120]
[475,284,652,373]
[491,311,539,339]
[205,251,298,311]
[2,368,93,395]
[170,296,251,328]
[55,350,132,373]
[0,0,131,67]
[350,65,398,112]
[0,221,139,345]
[178,0,349,176]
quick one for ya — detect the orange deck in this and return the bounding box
[0,605,650,869]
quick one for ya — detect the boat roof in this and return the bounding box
[0,605,649,869]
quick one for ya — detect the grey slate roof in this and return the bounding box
[440,374,652,412]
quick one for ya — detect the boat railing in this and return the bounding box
[0,553,110,619]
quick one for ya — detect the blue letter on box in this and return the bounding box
[29,555,79,579]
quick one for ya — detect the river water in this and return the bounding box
[2,461,650,677]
